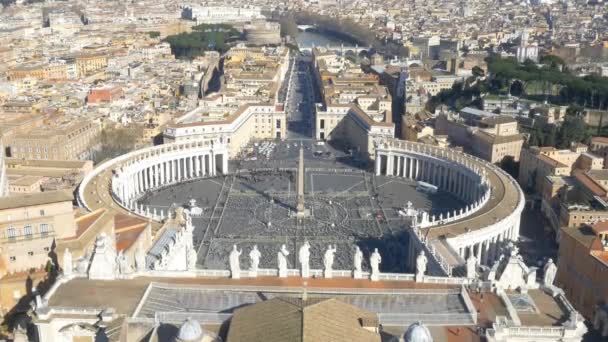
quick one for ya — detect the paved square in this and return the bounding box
[138,142,464,272]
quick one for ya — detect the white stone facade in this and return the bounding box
[182,5,264,24]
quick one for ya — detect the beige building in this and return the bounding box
[5,120,101,161]
[435,112,524,163]
[164,104,287,156]
[590,136,608,167]
[0,190,76,277]
[8,175,44,194]
[519,143,603,193]
[6,159,93,193]
[316,105,394,158]
[6,53,107,81]
[312,48,395,157]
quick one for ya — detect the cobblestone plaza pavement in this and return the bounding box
[138,141,464,272]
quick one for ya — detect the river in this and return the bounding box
[295,31,356,48]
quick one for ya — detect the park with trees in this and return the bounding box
[163,24,240,59]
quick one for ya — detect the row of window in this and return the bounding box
[6,209,45,221]
[9,246,50,262]
[5,223,50,239]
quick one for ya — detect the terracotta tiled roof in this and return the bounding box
[74,208,106,238]
[591,136,608,144]
[573,170,607,197]
[591,220,608,234]
[115,226,146,252]
[537,154,567,168]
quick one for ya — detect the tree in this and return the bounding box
[557,116,589,148]
[540,54,566,70]
[498,156,519,178]
[545,126,557,147]
[472,66,485,78]
[566,104,584,117]
[529,125,545,147]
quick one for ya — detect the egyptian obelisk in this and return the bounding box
[296,145,309,217]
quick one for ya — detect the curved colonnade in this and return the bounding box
[78,138,229,220]
[375,139,525,270]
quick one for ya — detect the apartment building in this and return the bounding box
[435,109,524,163]
[312,48,395,156]
[557,220,608,337]
[5,120,101,161]
[519,143,603,193]
[0,190,76,277]
[164,104,287,156]
[7,53,107,81]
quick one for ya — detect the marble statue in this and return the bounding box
[62,248,73,276]
[88,233,118,280]
[117,251,132,274]
[249,245,261,275]
[370,248,381,281]
[278,244,290,278]
[76,250,91,274]
[229,245,242,279]
[299,241,311,278]
[466,254,477,279]
[323,245,337,278]
[416,251,428,281]
[353,246,363,279]
[543,258,557,287]
[135,242,147,272]
[187,247,197,271]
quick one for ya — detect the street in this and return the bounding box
[284,53,316,140]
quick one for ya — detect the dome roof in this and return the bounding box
[177,318,203,342]
[404,322,433,342]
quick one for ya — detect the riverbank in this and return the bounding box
[267,10,408,57]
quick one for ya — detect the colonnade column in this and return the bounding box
[475,242,482,262]
[195,155,200,177]
[375,154,382,175]
[387,153,394,176]
[222,153,228,174]
[407,158,413,179]
[397,156,402,177]
[482,240,489,265]
[211,152,215,176]
[177,158,182,181]
[160,162,165,184]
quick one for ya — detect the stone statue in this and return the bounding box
[416,251,428,281]
[277,244,290,278]
[466,254,477,279]
[353,246,363,279]
[117,251,132,274]
[543,258,557,286]
[187,247,197,271]
[135,242,147,272]
[62,248,73,276]
[323,245,337,278]
[88,233,117,280]
[229,244,242,279]
[299,241,311,278]
[76,250,91,274]
[249,245,261,275]
[370,248,382,281]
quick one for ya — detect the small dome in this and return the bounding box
[177,318,203,342]
[404,322,433,342]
